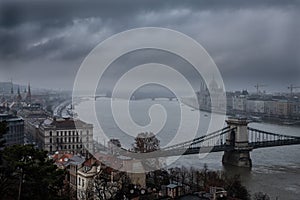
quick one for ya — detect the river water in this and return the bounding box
[74,98,300,199]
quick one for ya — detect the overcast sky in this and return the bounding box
[0,0,299,93]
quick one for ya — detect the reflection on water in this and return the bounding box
[75,99,300,199]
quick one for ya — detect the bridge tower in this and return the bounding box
[222,117,252,168]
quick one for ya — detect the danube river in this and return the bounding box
[75,98,300,199]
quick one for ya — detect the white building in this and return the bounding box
[77,157,102,200]
[246,99,265,114]
[290,99,300,118]
[38,118,93,154]
[232,95,247,112]
[76,156,121,200]
[264,100,277,116]
[197,77,226,113]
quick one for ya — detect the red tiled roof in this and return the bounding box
[83,156,101,167]
[53,153,73,163]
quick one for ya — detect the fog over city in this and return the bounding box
[1,2,300,200]
[0,0,299,92]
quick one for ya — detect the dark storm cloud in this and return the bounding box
[0,0,299,90]
[0,0,299,60]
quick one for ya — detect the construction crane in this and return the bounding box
[254,84,267,94]
[287,84,300,95]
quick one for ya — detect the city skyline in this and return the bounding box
[1,1,300,199]
[0,79,299,95]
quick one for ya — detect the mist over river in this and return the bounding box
[75,98,300,199]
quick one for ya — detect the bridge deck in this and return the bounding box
[109,139,300,159]
[250,139,300,149]
[93,126,300,160]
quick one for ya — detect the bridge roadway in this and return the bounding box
[92,119,300,163]
[116,139,300,159]
[116,145,228,159]
[250,139,300,149]
[94,138,300,160]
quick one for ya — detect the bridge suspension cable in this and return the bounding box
[247,127,300,148]
[162,126,234,151]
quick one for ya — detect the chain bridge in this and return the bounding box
[94,117,300,168]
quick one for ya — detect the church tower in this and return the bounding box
[17,86,22,102]
[10,79,14,94]
[26,82,31,104]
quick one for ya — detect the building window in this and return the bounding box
[49,131,52,137]
[87,130,89,135]
[50,138,52,143]
[82,179,85,187]
[78,177,81,186]
[56,131,59,136]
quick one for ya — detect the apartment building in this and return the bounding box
[38,117,93,154]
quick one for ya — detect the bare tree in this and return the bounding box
[94,178,118,200]
[86,170,131,200]
[84,180,95,200]
[133,132,160,153]
[253,192,271,200]
[108,139,121,154]
[132,132,161,171]
[188,167,196,191]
